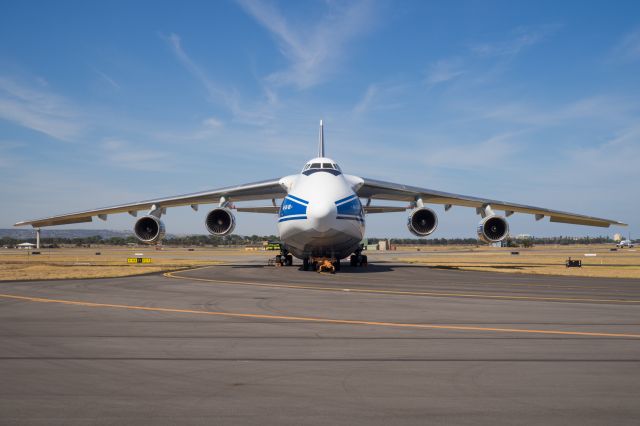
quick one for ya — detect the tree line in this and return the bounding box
[0,234,279,248]
[368,236,615,246]
[1,234,619,248]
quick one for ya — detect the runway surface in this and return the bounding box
[1,259,640,425]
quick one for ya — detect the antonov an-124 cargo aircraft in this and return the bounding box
[16,121,626,271]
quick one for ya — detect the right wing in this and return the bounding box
[364,206,410,214]
[357,177,626,228]
[14,179,286,227]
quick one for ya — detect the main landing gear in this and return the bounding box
[275,252,293,267]
[349,248,368,267]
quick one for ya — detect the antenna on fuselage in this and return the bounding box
[318,120,324,157]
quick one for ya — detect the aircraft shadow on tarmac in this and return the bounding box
[229,263,395,273]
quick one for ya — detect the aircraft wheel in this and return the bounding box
[350,255,357,266]
[303,257,310,271]
[361,255,368,267]
[284,254,293,266]
[333,259,341,271]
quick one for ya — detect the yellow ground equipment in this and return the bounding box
[317,259,335,274]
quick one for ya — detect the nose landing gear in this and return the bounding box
[302,257,341,273]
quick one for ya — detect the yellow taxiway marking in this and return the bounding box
[1,292,638,339]
[164,269,640,304]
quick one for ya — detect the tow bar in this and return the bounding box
[316,258,336,274]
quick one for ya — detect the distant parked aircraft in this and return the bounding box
[617,239,635,248]
[15,121,627,271]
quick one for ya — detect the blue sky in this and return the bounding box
[1,0,638,238]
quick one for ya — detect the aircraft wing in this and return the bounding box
[235,206,280,214]
[356,177,627,228]
[14,179,286,228]
[364,206,410,214]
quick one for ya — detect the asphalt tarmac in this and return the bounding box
[1,259,639,425]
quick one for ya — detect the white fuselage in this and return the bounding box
[276,157,365,260]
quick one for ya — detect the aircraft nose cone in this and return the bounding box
[307,201,335,232]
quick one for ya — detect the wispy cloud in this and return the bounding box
[422,132,522,170]
[353,85,378,114]
[0,76,83,141]
[521,124,640,218]
[165,32,277,125]
[470,25,559,57]
[0,140,25,169]
[610,28,640,62]
[353,83,406,114]
[101,138,170,171]
[425,58,465,87]
[561,125,640,178]
[202,116,223,129]
[476,95,637,127]
[166,33,234,104]
[237,0,376,89]
[94,69,121,90]
[425,25,559,89]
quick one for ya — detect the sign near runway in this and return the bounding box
[127,257,152,264]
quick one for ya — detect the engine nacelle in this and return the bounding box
[205,208,236,236]
[477,215,509,243]
[134,215,166,244]
[407,207,438,237]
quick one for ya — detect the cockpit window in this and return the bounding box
[310,163,321,168]
[322,163,334,169]
[333,163,341,171]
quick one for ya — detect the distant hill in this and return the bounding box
[0,228,133,239]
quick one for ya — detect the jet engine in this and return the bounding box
[477,215,509,243]
[407,207,438,237]
[134,215,166,244]
[205,208,236,235]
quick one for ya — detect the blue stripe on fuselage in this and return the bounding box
[336,197,363,217]
[285,194,309,205]
[335,194,357,205]
[280,195,308,219]
[278,215,307,223]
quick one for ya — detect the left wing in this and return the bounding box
[15,179,286,227]
[357,177,626,228]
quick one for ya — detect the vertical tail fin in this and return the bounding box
[318,120,324,157]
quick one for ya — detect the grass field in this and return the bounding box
[1,244,638,281]
[392,244,640,279]
[0,246,236,281]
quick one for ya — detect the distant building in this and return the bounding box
[17,242,36,250]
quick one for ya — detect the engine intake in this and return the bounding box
[134,216,166,244]
[477,216,509,243]
[205,208,236,235]
[407,208,438,237]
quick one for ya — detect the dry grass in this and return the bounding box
[0,246,230,281]
[393,245,640,279]
[1,244,638,281]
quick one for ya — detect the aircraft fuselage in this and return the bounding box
[277,157,365,259]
